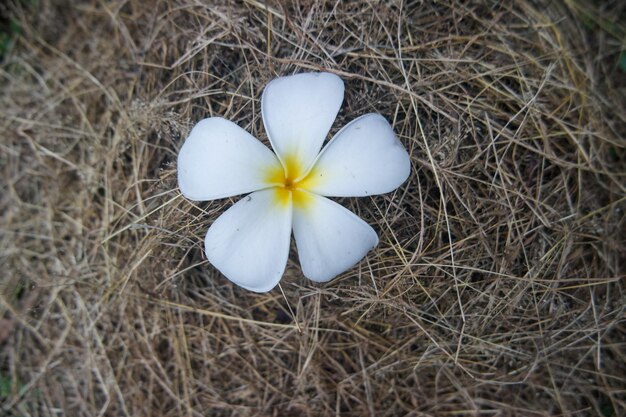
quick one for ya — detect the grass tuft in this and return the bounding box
[1,1,624,415]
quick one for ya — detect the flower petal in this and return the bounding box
[204,188,292,292]
[292,191,378,282]
[305,113,410,197]
[262,72,344,178]
[178,117,282,201]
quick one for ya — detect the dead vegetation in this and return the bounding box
[1,0,624,416]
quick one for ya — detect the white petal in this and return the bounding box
[204,188,292,292]
[292,191,378,282]
[262,72,344,178]
[178,117,282,201]
[305,113,410,197]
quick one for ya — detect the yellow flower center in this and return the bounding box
[265,153,317,209]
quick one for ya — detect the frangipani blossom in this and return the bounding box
[178,72,410,292]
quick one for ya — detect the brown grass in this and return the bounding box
[1,0,625,416]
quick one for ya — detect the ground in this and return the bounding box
[0,0,624,416]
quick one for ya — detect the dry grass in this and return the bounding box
[1,0,625,416]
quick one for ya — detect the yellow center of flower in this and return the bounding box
[265,153,317,209]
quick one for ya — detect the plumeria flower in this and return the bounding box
[178,72,410,292]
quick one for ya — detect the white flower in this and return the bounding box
[177,72,410,292]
